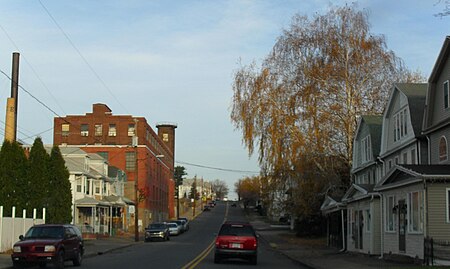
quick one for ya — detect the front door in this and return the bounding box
[398,200,406,252]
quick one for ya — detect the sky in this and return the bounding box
[0,1,448,200]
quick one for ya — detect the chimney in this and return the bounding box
[4,52,19,142]
[156,122,177,157]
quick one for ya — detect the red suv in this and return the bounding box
[214,221,258,265]
[11,224,84,269]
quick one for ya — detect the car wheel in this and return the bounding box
[12,261,22,269]
[72,249,82,266]
[250,256,257,265]
[54,250,65,269]
[214,254,221,264]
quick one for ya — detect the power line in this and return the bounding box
[38,0,128,114]
[175,160,259,174]
[0,22,66,115]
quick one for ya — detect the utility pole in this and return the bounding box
[133,118,139,242]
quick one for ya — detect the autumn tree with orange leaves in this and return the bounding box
[231,4,424,228]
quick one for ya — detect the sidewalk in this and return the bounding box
[247,211,420,269]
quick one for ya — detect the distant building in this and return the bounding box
[53,103,176,230]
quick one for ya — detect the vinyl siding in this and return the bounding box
[431,57,450,126]
[427,184,450,240]
[381,184,425,259]
[371,199,381,255]
[346,198,381,255]
[429,128,450,164]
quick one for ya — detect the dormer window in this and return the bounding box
[393,108,408,142]
[444,81,449,109]
[361,136,371,163]
[439,136,448,162]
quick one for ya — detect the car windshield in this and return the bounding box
[149,224,165,229]
[167,223,177,228]
[219,224,255,236]
[25,226,64,239]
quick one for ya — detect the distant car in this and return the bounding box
[145,223,170,242]
[214,221,258,265]
[178,217,190,231]
[11,224,84,269]
[231,203,237,207]
[204,205,211,211]
[172,220,187,233]
[166,222,182,236]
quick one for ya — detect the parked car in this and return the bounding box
[172,220,187,233]
[204,205,211,211]
[178,217,189,231]
[214,221,258,265]
[11,224,84,269]
[166,222,182,236]
[145,223,170,242]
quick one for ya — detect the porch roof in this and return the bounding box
[102,195,127,206]
[75,196,111,206]
[375,164,450,191]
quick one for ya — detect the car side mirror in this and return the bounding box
[19,235,24,241]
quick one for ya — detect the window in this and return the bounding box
[393,109,408,142]
[95,181,101,195]
[386,196,396,232]
[403,152,408,164]
[447,188,450,223]
[108,124,117,137]
[94,124,102,136]
[128,124,136,136]
[361,136,371,163]
[411,149,416,164]
[126,151,136,171]
[76,177,82,193]
[81,124,89,137]
[348,209,354,237]
[366,209,371,232]
[62,124,70,136]
[408,191,423,232]
[440,136,448,162]
[445,81,449,109]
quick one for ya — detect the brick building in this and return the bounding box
[53,103,176,230]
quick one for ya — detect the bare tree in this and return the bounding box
[211,179,229,200]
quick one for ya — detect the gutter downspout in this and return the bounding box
[426,136,430,165]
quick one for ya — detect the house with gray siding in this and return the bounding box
[343,115,383,255]
[422,36,450,243]
[374,36,450,260]
[374,82,427,259]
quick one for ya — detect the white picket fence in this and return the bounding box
[0,206,46,253]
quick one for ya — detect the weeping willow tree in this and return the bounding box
[231,4,424,226]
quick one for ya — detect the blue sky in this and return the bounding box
[0,1,448,199]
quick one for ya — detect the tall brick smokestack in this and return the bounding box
[5,52,19,142]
